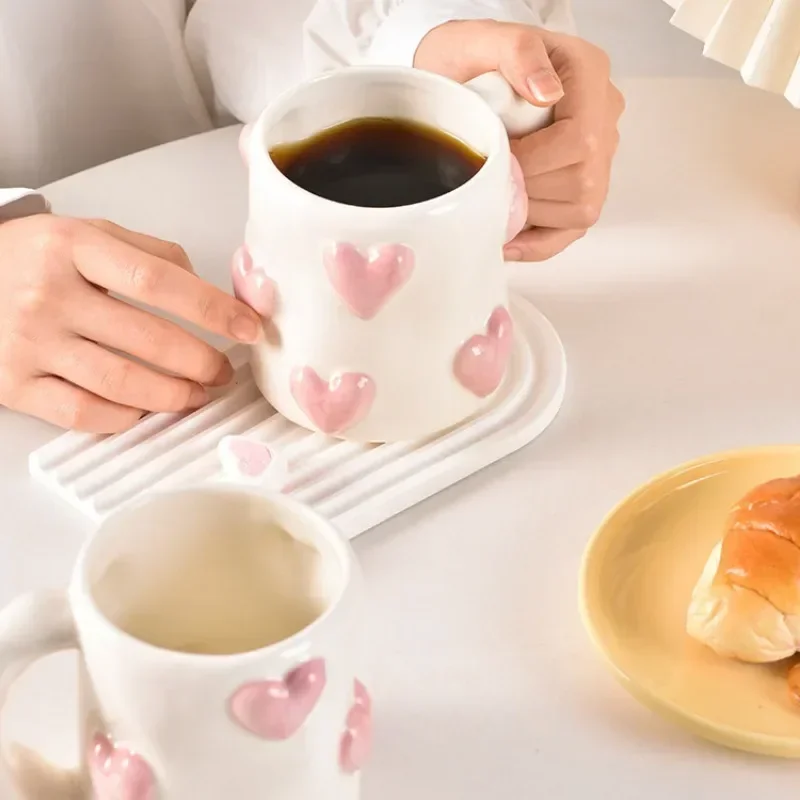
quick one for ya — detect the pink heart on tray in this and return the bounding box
[340,679,373,774]
[453,306,514,398]
[89,734,156,800]
[217,436,288,489]
[323,242,415,320]
[229,659,327,740]
[290,367,375,435]
[231,245,275,317]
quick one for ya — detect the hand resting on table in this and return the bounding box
[0,215,266,433]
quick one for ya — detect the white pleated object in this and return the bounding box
[665,0,800,107]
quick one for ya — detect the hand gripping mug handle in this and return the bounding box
[0,592,83,799]
[464,70,554,138]
[464,71,554,244]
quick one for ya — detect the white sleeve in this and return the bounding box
[304,0,576,74]
[0,189,50,223]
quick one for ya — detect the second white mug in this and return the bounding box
[0,487,368,800]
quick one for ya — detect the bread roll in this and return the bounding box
[687,476,800,663]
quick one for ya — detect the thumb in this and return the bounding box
[497,31,564,108]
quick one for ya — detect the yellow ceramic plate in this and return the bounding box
[580,445,800,758]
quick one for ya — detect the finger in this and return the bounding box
[510,120,586,177]
[504,227,586,262]
[525,199,600,230]
[72,226,264,344]
[524,164,594,203]
[495,27,564,107]
[542,33,611,129]
[83,219,195,272]
[48,337,210,413]
[413,21,562,107]
[20,375,143,434]
[72,288,234,387]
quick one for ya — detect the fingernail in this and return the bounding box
[504,247,523,262]
[210,359,235,387]
[187,384,209,408]
[527,69,564,104]
[230,312,262,343]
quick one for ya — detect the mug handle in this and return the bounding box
[464,71,554,139]
[465,71,551,246]
[0,592,83,799]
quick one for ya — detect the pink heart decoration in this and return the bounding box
[323,242,415,320]
[453,306,514,398]
[505,154,529,244]
[231,245,274,316]
[228,438,272,476]
[340,679,373,774]
[218,436,289,489]
[229,658,327,740]
[88,734,156,800]
[290,367,375,435]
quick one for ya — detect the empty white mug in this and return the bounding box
[235,66,549,443]
[0,487,368,800]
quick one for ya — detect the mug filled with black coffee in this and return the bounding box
[236,66,547,443]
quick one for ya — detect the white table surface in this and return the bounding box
[572,0,735,78]
[3,27,800,800]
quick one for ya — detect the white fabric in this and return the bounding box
[0,0,570,208]
[664,0,800,108]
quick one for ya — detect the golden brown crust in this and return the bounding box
[715,476,800,616]
[788,662,800,708]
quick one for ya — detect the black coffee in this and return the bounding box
[269,117,486,208]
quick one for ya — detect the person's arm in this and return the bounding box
[184,0,573,123]
[303,0,576,74]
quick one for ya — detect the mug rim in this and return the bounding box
[69,485,355,664]
[249,64,510,216]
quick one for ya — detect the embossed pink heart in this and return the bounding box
[88,734,156,800]
[229,658,327,740]
[218,436,289,489]
[290,367,375,435]
[324,242,414,320]
[340,679,373,774]
[505,154,529,244]
[453,306,514,398]
[231,245,275,317]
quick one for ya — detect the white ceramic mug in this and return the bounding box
[0,488,367,800]
[234,67,549,443]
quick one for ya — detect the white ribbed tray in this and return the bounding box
[29,295,566,539]
[666,0,800,107]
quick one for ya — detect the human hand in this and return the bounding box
[415,20,624,261]
[0,215,266,433]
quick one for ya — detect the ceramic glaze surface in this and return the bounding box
[243,67,520,443]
